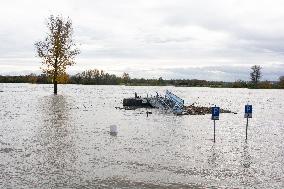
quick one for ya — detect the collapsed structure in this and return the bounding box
[122,90,234,115]
[149,90,184,114]
[123,90,184,114]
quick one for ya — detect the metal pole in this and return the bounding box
[246,117,248,140]
[214,120,216,143]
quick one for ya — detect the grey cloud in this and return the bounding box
[160,1,284,56]
[144,36,193,44]
[1,0,284,81]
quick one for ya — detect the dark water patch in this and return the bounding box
[0,140,9,145]
[0,147,14,153]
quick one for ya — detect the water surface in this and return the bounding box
[0,84,283,188]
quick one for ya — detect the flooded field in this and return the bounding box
[0,83,283,188]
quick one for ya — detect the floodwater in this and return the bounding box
[0,83,283,188]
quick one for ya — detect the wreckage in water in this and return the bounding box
[123,90,184,114]
[122,90,235,115]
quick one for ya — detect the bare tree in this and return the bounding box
[35,15,80,94]
[279,76,284,88]
[250,65,262,86]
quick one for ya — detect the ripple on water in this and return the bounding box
[0,84,283,188]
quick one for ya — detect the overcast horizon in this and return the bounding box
[1,0,284,81]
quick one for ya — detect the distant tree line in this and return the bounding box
[0,68,283,89]
[70,69,121,85]
[0,74,51,84]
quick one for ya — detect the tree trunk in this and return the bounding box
[54,80,57,94]
[54,58,58,94]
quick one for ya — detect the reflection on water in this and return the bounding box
[207,145,220,168]
[239,143,254,187]
[241,143,252,169]
[0,84,283,188]
[36,95,79,188]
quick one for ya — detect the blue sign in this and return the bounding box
[244,105,252,118]
[211,107,220,120]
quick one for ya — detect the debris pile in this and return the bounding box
[184,104,234,115]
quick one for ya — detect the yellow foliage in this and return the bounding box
[56,74,69,84]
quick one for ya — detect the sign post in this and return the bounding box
[211,105,220,143]
[244,104,252,140]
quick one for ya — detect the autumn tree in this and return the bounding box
[250,65,262,86]
[35,15,80,94]
[27,73,38,84]
[122,72,130,84]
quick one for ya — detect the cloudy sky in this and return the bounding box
[0,0,284,81]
